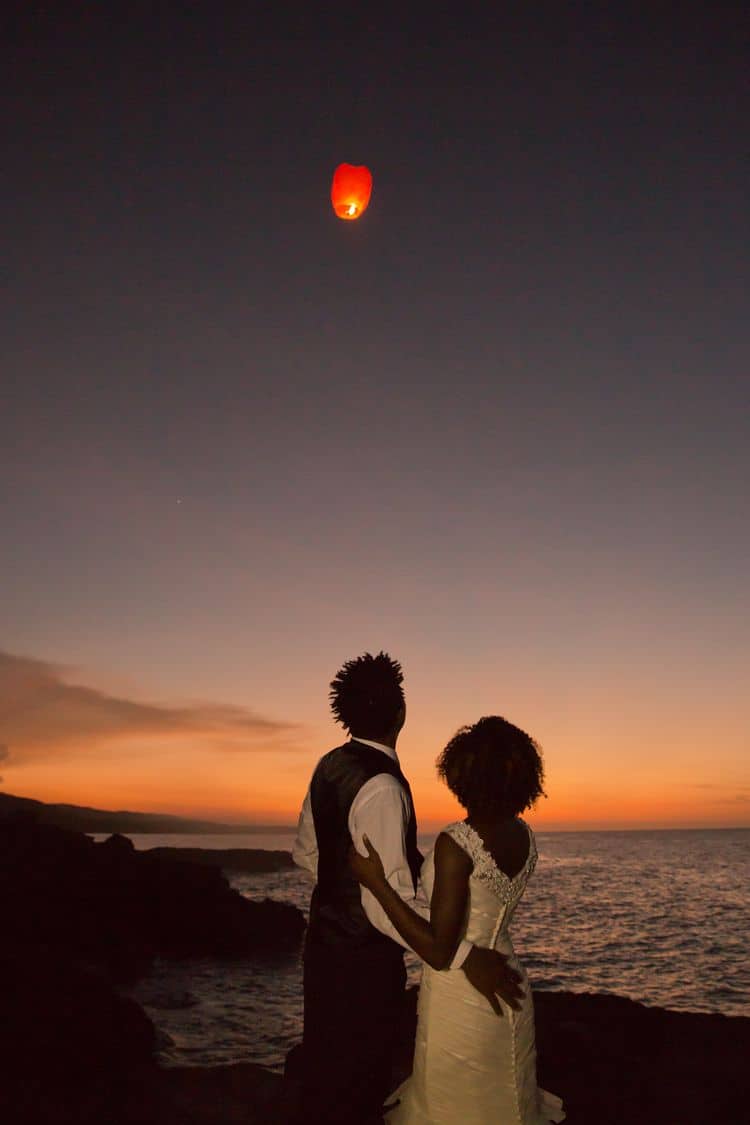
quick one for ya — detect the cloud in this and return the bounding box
[0,651,301,764]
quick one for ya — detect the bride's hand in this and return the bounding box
[348,834,387,891]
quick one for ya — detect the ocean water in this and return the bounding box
[100,828,750,1071]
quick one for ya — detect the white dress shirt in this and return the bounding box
[292,736,471,969]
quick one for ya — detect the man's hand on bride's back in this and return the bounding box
[461,947,524,1016]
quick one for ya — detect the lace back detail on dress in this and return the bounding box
[443,819,537,905]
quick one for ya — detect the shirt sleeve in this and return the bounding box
[291,786,318,879]
[349,776,471,969]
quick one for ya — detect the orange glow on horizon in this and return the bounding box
[2,651,747,833]
[6,752,748,832]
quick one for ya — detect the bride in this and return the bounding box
[349,715,565,1124]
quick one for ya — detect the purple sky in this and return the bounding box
[2,8,748,826]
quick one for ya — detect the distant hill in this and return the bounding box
[0,791,294,835]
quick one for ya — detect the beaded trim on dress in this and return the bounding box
[442,820,538,903]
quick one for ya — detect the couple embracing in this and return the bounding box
[291,652,565,1124]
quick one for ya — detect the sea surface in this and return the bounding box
[94,828,750,1071]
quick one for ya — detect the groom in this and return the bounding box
[291,651,523,1123]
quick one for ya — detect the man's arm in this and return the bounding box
[292,787,318,879]
[349,777,472,968]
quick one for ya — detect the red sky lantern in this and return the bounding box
[331,163,373,220]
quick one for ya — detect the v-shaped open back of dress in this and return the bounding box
[387,819,565,1125]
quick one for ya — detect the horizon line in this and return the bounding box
[3,790,747,835]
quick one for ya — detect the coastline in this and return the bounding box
[1,810,747,1123]
[149,988,750,1124]
[21,987,746,1125]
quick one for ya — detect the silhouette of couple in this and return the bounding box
[289,652,564,1124]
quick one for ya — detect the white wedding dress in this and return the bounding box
[387,819,565,1125]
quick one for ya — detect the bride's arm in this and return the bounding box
[350,832,471,970]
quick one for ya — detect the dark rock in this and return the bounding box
[0,818,307,1123]
[0,952,156,1078]
[0,821,305,983]
[346,985,750,1125]
[101,831,136,855]
[533,989,749,1125]
[154,1062,288,1125]
[137,987,750,1124]
[0,950,158,1124]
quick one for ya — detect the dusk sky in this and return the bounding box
[2,7,748,829]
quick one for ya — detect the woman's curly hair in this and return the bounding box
[437,715,546,818]
[329,651,404,737]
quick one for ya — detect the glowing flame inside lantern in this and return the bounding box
[331,164,372,221]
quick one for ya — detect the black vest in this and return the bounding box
[307,740,422,951]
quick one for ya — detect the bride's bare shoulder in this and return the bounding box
[434,826,473,870]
